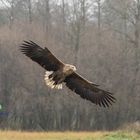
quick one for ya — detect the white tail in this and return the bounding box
[44,71,62,89]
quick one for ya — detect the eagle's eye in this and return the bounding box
[72,66,76,71]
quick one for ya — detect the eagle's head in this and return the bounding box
[64,64,77,75]
[69,64,77,71]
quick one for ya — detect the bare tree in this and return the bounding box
[0,0,140,131]
[27,0,32,23]
[96,0,102,50]
[69,0,88,65]
[104,0,140,95]
[44,0,51,35]
[1,0,15,28]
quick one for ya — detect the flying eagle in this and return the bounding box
[20,41,116,107]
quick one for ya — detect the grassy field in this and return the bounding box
[0,131,139,140]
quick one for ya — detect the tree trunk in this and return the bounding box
[45,0,51,35]
[130,0,140,95]
[27,0,32,24]
[9,0,14,29]
[97,0,101,50]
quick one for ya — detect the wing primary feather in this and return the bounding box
[101,99,106,107]
[102,98,109,107]
[105,94,116,103]
[98,102,102,106]
[104,96,113,106]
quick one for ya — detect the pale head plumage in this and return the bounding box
[63,64,76,75]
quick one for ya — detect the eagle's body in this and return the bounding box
[20,41,116,107]
[45,64,76,89]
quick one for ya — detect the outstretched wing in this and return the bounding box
[20,41,64,71]
[64,72,116,107]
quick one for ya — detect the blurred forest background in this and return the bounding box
[0,0,140,131]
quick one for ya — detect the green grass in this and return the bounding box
[0,131,139,140]
[103,131,140,140]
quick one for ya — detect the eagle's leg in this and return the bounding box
[44,71,63,89]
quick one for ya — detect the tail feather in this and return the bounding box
[44,71,63,89]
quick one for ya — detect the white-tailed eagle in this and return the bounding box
[20,41,116,107]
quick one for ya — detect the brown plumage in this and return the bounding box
[20,40,116,107]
